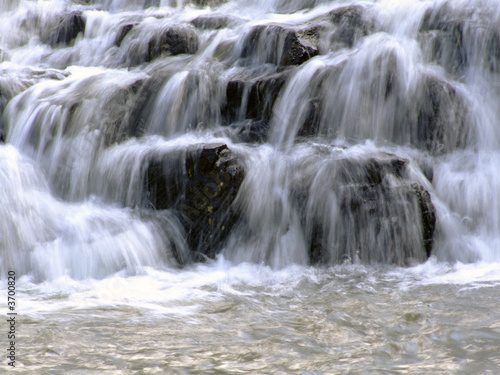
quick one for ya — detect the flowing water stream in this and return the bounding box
[1,0,500,373]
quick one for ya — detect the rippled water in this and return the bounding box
[4,260,500,374]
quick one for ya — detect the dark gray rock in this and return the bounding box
[48,11,86,46]
[144,143,245,261]
[190,0,228,6]
[415,74,470,154]
[419,6,468,74]
[222,70,289,127]
[190,14,243,30]
[326,4,373,48]
[419,4,500,74]
[147,26,199,62]
[241,25,319,67]
[115,23,136,47]
[291,151,436,265]
[0,88,5,143]
[411,183,436,258]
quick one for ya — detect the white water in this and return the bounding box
[1,0,500,372]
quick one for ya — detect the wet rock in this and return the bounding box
[411,183,436,257]
[222,70,289,127]
[296,98,323,138]
[419,7,468,74]
[66,78,146,147]
[419,4,500,75]
[49,12,86,46]
[145,143,245,261]
[235,120,270,143]
[115,23,136,47]
[415,75,470,154]
[147,26,199,62]
[294,151,436,265]
[0,67,71,143]
[191,14,243,30]
[0,89,5,143]
[190,0,228,6]
[485,32,500,73]
[241,25,319,67]
[326,4,373,48]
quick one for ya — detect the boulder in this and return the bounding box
[144,143,245,261]
[415,74,470,154]
[222,70,289,127]
[0,89,5,143]
[190,14,243,30]
[241,25,319,67]
[419,4,500,75]
[49,12,86,46]
[326,4,373,48]
[190,0,228,6]
[147,26,199,62]
[292,150,436,265]
[411,183,436,257]
[289,61,470,154]
[419,6,468,74]
[115,23,136,47]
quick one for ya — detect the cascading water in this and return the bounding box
[1,0,500,373]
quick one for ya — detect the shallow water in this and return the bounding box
[3,260,500,374]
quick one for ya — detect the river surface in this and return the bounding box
[1,0,500,373]
[4,260,500,373]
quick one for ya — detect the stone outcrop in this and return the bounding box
[241,25,319,67]
[189,0,228,7]
[147,26,199,62]
[222,71,289,126]
[144,143,245,262]
[120,23,200,66]
[291,151,436,265]
[326,4,373,48]
[190,14,243,30]
[419,4,500,74]
[115,23,136,47]
[43,11,86,46]
[415,74,470,154]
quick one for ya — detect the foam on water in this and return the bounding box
[0,0,499,286]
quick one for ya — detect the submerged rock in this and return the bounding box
[115,23,136,47]
[326,4,373,48]
[415,74,470,154]
[419,6,468,74]
[419,3,500,74]
[145,143,245,261]
[120,23,200,66]
[0,67,70,142]
[44,11,86,46]
[292,150,436,265]
[147,26,199,61]
[222,70,289,127]
[241,25,319,67]
[190,14,243,30]
[190,0,228,6]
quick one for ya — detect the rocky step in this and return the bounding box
[144,143,245,262]
[290,150,436,266]
[240,25,319,67]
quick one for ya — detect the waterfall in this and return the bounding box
[1,0,500,280]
